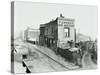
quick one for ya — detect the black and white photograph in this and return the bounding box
[11,1,98,73]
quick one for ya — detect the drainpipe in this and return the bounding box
[74,29,76,43]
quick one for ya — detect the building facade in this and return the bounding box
[24,27,40,44]
[39,14,75,52]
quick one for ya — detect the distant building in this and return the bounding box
[39,14,75,52]
[24,27,40,44]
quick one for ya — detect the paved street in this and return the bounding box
[22,42,80,73]
[13,41,97,73]
[81,52,97,70]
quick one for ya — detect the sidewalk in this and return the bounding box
[14,61,26,73]
[27,43,80,70]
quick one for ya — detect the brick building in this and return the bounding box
[39,14,75,52]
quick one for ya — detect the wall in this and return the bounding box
[57,17,75,48]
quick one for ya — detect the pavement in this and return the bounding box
[27,43,80,70]
[14,62,26,74]
[13,40,97,73]
[81,52,97,70]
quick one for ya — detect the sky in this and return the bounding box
[14,1,98,40]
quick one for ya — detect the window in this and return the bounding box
[64,27,70,37]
